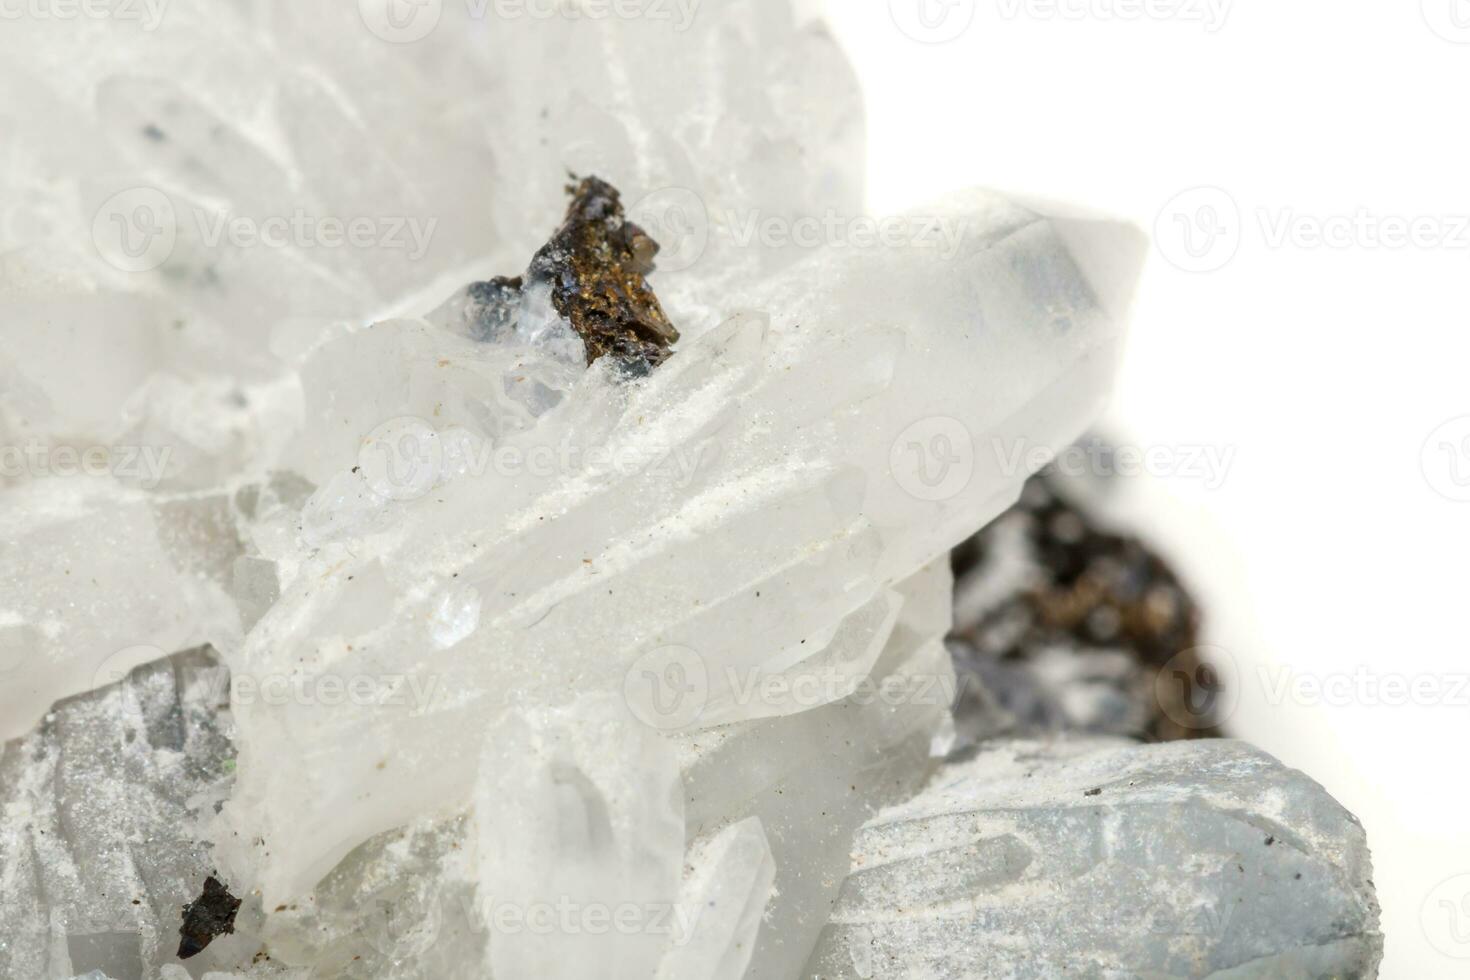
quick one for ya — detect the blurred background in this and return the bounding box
[821,3,1470,977]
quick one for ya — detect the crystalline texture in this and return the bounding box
[0,649,231,978]
[0,1,1335,978]
[806,738,1384,979]
[216,190,1143,911]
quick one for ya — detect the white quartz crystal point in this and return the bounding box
[678,559,957,980]
[806,739,1384,979]
[440,0,867,273]
[473,696,685,980]
[655,818,776,980]
[217,191,1145,907]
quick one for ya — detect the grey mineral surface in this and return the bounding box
[806,737,1383,980]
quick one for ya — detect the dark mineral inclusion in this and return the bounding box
[950,474,1216,742]
[177,875,242,959]
[464,175,680,372]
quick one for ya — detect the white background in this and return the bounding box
[823,2,1470,977]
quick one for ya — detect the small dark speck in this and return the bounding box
[143,124,166,142]
[1264,835,1275,846]
[1294,872,1302,880]
[1083,787,1102,797]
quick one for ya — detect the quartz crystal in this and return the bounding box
[0,1,1379,978]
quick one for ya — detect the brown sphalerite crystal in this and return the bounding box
[527,175,680,372]
[177,875,242,959]
[453,175,680,373]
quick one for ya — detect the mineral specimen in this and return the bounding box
[0,0,1379,978]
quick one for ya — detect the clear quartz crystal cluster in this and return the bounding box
[0,2,1378,979]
